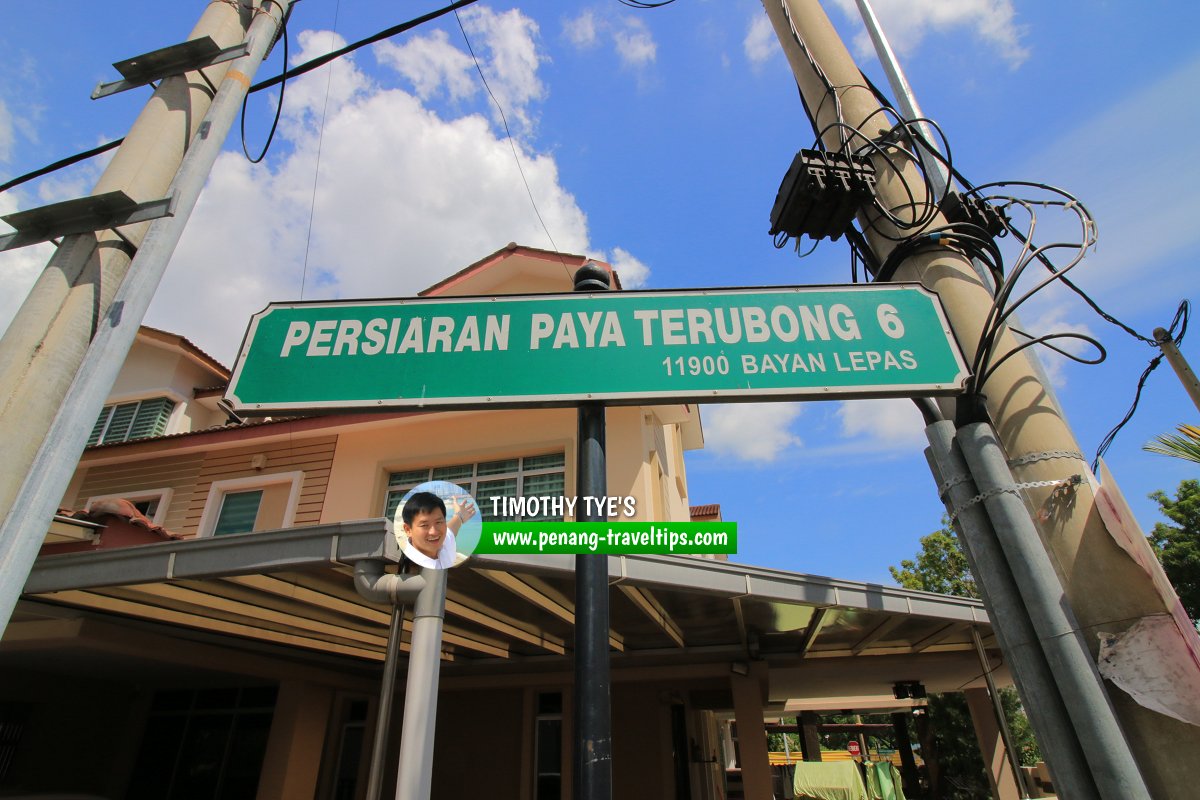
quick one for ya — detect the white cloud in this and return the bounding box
[286,31,366,120]
[0,98,13,163]
[610,247,650,288]
[613,18,657,69]
[456,6,546,136]
[560,9,657,81]
[830,0,1029,68]
[374,30,477,104]
[563,10,600,49]
[836,398,925,448]
[701,403,803,463]
[1005,301,1099,389]
[131,27,593,364]
[744,13,778,67]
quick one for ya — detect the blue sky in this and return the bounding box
[1,1,1197,584]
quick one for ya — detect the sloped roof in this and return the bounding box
[138,325,230,379]
[419,242,620,296]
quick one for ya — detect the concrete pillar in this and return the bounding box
[257,681,335,800]
[798,712,822,762]
[890,713,920,796]
[692,710,724,800]
[0,1,250,520]
[965,688,1020,800]
[730,667,772,800]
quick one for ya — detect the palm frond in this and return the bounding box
[1144,424,1200,465]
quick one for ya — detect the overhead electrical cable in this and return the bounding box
[300,0,342,299]
[0,0,482,196]
[239,0,292,163]
[453,7,568,276]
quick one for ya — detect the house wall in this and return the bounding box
[184,436,336,534]
[109,338,226,434]
[320,408,688,524]
[73,452,206,532]
[70,435,336,536]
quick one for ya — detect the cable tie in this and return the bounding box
[1007,450,1086,468]
[947,475,1082,524]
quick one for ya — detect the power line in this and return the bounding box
[453,8,562,262]
[300,0,343,299]
[1,0,482,196]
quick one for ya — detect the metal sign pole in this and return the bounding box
[573,263,613,800]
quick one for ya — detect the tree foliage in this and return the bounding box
[892,521,1043,798]
[890,523,977,599]
[1149,478,1200,621]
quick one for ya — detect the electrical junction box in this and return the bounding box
[769,149,877,242]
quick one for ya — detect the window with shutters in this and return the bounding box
[212,490,264,536]
[88,397,176,446]
[198,473,304,538]
[383,453,566,522]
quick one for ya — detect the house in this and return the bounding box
[1,244,1017,799]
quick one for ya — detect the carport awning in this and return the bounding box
[19,519,993,670]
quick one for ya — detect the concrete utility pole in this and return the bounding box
[0,0,291,634]
[0,3,248,512]
[1154,326,1200,413]
[761,2,1200,798]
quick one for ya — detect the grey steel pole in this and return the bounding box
[764,3,1198,792]
[970,626,1032,799]
[0,0,290,636]
[394,568,447,800]
[852,0,1069,412]
[574,262,613,800]
[1154,326,1200,413]
[851,0,947,192]
[366,603,407,800]
[956,422,1151,800]
[0,1,248,528]
[924,419,1098,799]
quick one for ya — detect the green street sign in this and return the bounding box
[225,284,967,414]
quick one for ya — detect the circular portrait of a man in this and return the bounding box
[392,480,481,569]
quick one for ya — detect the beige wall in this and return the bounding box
[70,435,335,535]
[73,451,206,530]
[185,436,336,534]
[109,338,226,434]
[321,408,691,524]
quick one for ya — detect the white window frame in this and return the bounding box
[86,488,175,527]
[383,453,566,522]
[196,472,304,538]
